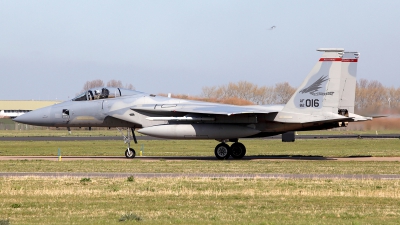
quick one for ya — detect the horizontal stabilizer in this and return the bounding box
[320,117,356,123]
[370,115,387,118]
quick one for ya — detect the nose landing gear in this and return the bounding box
[117,127,137,158]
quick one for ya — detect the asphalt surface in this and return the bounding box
[2,155,400,161]
[1,134,400,141]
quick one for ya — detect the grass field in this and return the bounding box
[1,177,400,225]
[1,133,400,224]
[1,160,400,175]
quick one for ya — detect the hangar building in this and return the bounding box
[0,100,61,119]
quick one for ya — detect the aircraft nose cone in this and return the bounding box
[13,107,51,126]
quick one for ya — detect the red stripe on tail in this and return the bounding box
[319,58,342,61]
[342,59,358,62]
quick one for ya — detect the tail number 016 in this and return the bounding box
[305,99,319,107]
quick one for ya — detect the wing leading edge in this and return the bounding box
[130,104,283,116]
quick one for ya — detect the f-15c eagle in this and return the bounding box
[14,48,371,159]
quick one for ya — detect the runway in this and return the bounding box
[0,171,399,180]
[1,155,399,161]
[1,134,399,141]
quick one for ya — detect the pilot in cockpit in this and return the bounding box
[100,88,109,99]
[87,90,94,101]
[93,89,101,99]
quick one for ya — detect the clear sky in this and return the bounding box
[1,0,399,100]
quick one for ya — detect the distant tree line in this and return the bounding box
[355,79,400,110]
[200,79,400,111]
[201,81,296,105]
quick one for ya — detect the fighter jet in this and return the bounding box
[14,48,369,159]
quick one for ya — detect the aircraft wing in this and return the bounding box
[130,104,283,116]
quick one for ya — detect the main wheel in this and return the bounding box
[125,148,136,158]
[214,143,231,160]
[231,142,246,159]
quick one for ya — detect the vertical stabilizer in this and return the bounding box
[282,48,344,115]
[339,52,359,114]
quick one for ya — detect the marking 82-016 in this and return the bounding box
[299,99,319,107]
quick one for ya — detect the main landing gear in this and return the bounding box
[117,127,137,159]
[214,140,246,160]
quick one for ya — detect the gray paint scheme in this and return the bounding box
[13,48,371,159]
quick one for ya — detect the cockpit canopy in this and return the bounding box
[72,87,142,101]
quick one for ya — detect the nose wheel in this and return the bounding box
[125,148,136,158]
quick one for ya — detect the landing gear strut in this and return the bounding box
[214,140,246,160]
[117,127,137,158]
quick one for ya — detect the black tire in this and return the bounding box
[214,143,231,160]
[125,148,136,158]
[231,142,246,159]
